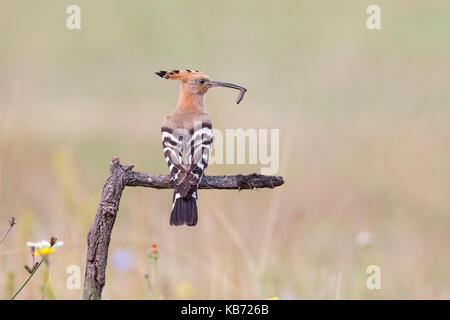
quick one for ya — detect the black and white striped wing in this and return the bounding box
[161,125,212,200]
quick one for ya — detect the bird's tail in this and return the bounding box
[170,192,198,226]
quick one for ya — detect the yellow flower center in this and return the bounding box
[34,247,55,256]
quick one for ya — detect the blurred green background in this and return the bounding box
[1,0,450,299]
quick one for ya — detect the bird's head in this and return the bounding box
[156,69,247,104]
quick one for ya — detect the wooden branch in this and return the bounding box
[83,157,284,300]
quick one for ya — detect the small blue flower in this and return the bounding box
[111,249,135,271]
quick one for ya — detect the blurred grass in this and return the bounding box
[1,0,450,299]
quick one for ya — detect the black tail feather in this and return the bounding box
[170,193,198,226]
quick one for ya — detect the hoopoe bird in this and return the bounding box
[156,69,246,226]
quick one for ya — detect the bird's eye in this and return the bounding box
[198,79,205,84]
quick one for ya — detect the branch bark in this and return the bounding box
[83,157,284,300]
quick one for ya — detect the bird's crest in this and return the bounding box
[155,69,204,80]
[156,69,247,104]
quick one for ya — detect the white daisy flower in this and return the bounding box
[26,240,64,256]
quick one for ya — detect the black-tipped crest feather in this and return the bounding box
[155,70,167,78]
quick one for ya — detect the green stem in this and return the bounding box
[10,258,45,300]
[45,271,59,300]
[40,260,52,299]
[145,259,158,299]
[151,260,157,290]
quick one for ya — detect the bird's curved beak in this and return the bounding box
[210,81,247,104]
